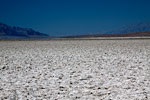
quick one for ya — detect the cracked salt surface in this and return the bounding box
[0,40,150,100]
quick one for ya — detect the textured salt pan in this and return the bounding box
[0,40,150,100]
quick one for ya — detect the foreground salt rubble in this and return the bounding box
[0,40,150,100]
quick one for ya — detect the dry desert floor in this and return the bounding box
[0,40,150,100]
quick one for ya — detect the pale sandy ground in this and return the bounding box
[0,40,150,100]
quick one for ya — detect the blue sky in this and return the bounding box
[0,0,150,36]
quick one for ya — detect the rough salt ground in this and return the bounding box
[0,40,150,100]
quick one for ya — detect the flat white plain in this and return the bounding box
[0,40,150,100]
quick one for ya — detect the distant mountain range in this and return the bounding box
[0,22,150,39]
[61,32,150,38]
[0,22,51,39]
[62,22,150,38]
[106,22,150,34]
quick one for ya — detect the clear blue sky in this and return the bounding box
[0,0,150,36]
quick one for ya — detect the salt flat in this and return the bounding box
[0,40,150,100]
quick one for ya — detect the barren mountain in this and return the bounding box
[0,22,49,39]
[107,22,150,34]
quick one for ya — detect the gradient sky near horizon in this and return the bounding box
[0,0,150,36]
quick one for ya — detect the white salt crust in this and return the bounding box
[0,40,150,100]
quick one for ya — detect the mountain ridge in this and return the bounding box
[0,22,50,39]
[1,22,150,39]
[107,22,150,34]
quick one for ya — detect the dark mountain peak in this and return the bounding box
[0,22,50,39]
[0,22,6,25]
